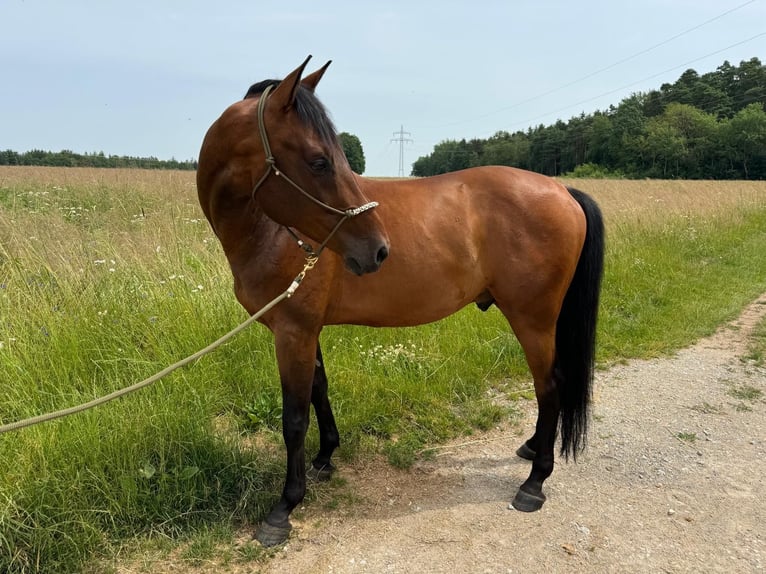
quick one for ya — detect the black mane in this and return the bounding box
[244,80,338,147]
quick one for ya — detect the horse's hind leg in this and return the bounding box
[308,342,340,481]
[501,311,560,512]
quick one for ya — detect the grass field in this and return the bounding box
[1,167,766,573]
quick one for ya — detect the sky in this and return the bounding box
[1,0,764,176]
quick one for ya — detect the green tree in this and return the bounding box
[643,119,685,177]
[733,57,766,109]
[338,132,365,174]
[528,122,568,176]
[481,131,531,169]
[0,150,20,165]
[663,103,718,177]
[608,94,648,174]
[411,139,478,176]
[586,112,614,166]
[708,60,738,116]
[721,103,766,179]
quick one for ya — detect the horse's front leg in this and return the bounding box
[308,342,340,482]
[255,329,317,547]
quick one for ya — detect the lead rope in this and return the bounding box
[0,256,318,434]
[0,84,378,435]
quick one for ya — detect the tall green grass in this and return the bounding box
[600,208,766,357]
[1,169,766,572]
[0,171,281,571]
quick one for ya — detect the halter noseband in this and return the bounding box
[251,84,378,257]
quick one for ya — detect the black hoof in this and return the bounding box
[255,521,291,547]
[307,461,335,482]
[516,442,537,461]
[511,488,546,512]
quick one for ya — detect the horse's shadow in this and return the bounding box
[306,445,539,522]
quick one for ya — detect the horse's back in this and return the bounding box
[363,166,586,265]
[325,167,587,326]
[364,166,581,221]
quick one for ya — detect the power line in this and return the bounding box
[490,31,766,136]
[391,125,413,177]
[424,0,759,131]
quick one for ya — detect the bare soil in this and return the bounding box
[263,294,766,574]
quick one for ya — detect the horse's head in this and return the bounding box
[231,56,390,275]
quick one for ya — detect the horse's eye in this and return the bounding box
[309,157,331,174]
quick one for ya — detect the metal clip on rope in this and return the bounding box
[286,255,319,298]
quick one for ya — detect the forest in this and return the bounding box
[0,149,197,170]
[412,57,766,179]
[0,137,363,173]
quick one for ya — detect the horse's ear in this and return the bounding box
[270,55,312,111]
[301,61,332,93]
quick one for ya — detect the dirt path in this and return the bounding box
[264,294,766,574]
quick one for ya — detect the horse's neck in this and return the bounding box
[354,174,390,200]
[214,200,281,269]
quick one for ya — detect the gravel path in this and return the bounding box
[264,294,766,574]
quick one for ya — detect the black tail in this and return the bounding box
[556,187,605,460]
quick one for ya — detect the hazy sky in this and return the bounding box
[1,0,764,176]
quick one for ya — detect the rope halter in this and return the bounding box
[251,84,378,257]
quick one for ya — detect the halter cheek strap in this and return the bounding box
[251,84,378,257]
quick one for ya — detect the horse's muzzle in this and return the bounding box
[345,242,389,276]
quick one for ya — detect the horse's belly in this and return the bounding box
[328,266,483,327]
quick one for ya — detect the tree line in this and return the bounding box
[0,149,197,170]
[412,57,766,179]
[1,135,367,174]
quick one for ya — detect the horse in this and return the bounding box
[196,56,605,547]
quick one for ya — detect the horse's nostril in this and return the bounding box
[376,244,389,265]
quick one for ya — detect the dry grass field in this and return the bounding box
[561,177,766,225]
[4,165,766,224]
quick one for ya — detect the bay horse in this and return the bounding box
[196,56,604,546]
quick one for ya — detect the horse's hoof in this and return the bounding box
[307,462,335,482]
[255,521,292,547]
[516,442,536,461]
[510,488,546,512]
